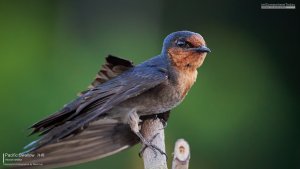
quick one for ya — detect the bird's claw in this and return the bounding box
[153,114,168,130]
[159,118,167,130]
[138,133,167,159]
[139,143,167,159]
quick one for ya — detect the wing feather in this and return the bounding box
[30,67,168,150]
[29,55,133,135]
[26,59,168,152]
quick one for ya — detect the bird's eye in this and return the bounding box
[176,39,190,48]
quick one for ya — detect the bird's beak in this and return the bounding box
[195,46,211,53]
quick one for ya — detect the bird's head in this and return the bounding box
[162,31,210,70]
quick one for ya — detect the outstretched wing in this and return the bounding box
[27,57,168,152]
[30,55,134,136]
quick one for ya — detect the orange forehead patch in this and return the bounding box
[186,34,205,47]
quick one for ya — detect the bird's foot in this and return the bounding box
[127,110,167,159]
[159,118,167,130]
[138,133,167,159]
[152,114,168,130]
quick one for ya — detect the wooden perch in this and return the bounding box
[141,118,168,169]
[140,117,191,169]
[172,139,190,169]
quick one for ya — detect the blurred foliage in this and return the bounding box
[0,0,298,169]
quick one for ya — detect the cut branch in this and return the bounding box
[141,118,168,169]
[172,139,190,169]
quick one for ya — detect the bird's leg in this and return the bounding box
[128,110,166,158]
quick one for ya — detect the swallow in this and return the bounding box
[18,30,210,168]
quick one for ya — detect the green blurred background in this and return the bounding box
[0,0,299,169]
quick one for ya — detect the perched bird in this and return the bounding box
[19,31,210,168]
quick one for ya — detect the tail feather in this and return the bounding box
[16,119,139,169]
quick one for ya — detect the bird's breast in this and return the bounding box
[176,69,198,99]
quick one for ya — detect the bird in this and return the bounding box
[18,30,210,168]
